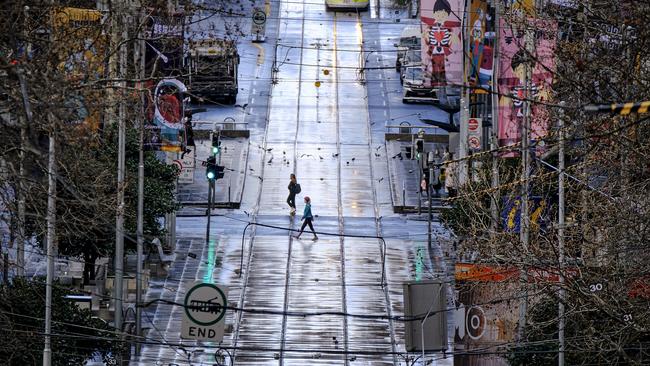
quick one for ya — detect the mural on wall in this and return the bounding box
[497,17,556,157]
[421,0,464,88]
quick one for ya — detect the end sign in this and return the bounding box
[181,282,228,341]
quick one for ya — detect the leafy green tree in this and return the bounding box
[24,124,179,283]
[0,278,124,365]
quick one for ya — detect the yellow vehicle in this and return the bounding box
[325,0,369,10]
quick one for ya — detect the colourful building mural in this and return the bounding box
[497,17,556,157]
[421,0,464,88]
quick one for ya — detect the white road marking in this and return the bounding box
[251,97,256,104]
[383,101,386,106]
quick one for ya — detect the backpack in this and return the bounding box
[294,183,302,194]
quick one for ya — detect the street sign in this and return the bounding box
[468,118,480,132]
[166,150,195,184]
[181,282,228,341]
[251,9,267,42]
[467,117,482,151]
[468,136,481,150]
[172,159,183,172]
[178,149,195,184]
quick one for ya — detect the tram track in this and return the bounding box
[333,11,351,364]
[230,0,286,362]
[356,11,399,364]
[278,0,306,362]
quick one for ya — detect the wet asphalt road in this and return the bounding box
[132,1,455,365]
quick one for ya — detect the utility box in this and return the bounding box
[403,280,448,352]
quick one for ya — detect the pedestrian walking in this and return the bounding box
[444,152,458,198]
[287,174,301,215]
[295,196,318,240]
[432,149,442,196]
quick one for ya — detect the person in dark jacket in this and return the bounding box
[287,174,299,215]
[295,196,318,240]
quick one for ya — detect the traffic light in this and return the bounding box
[206,156,217,180]
[215,165,225,180]
[211,131,221,155]
[415,138,424,160]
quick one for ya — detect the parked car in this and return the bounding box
[402,66,437,104]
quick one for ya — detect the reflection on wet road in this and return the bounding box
[134,1,453,365]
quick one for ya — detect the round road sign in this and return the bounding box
[469,136,481,150]
[468,118,479,131]
[172,159,183,172]
[252,10,266,25]
[184,283,227,326]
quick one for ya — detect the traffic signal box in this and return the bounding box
[206,131,225,181]
[211,131,221,155]
[415,138,424,160]
[206,156,217,180]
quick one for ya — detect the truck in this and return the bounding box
[186,39,240,104]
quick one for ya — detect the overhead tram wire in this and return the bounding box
[6,311,618,357]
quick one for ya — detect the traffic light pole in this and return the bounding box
[206,179,214,246]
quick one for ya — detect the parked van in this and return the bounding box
[399,49,422,83]
[395,26,421,71]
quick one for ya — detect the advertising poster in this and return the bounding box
[468,0,496,92]
[144,79,187,152]
[497,17,556,157]
[421,0,464,88]
[52,7,106,130]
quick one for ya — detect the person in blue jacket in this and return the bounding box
[295,196,318,240]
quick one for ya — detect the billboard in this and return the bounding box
[421,0,464,88]
[497,17,556,157]
[468,0,496,92]
[52,7,106,130]
[144,78,187,152]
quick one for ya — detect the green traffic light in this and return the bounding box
[212,146,220,154]
[207,171,215,179]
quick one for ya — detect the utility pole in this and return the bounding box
[490,0,501,233]
[135,7,145,355]
[42,124,56,366]
[427,160,433,248]
[112,0,128,333]
[457,0,472,185]
[517,30,534,342]
[558,102,566,366]
[39,3,56,363]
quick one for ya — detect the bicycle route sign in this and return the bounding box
[181,281,228,341]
